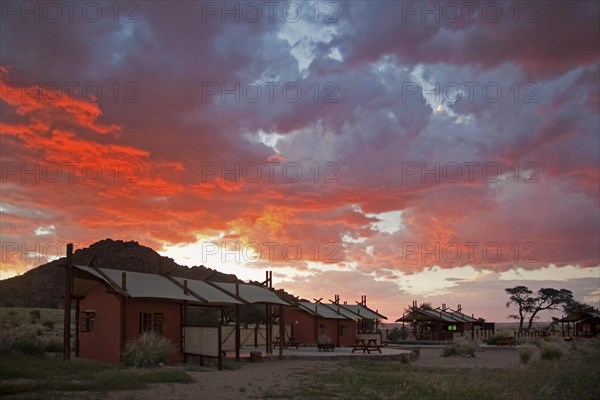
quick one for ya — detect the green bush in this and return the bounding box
[44,341,63,353]
[29,310,41,324]
[519,346,534,364]
[42,320,55,331]
[442,338,477,357]
[541,344,563,361]
[122,332,176,368]
[11,338,45,357]
[388,327,410,342]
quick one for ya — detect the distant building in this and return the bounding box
[559,311,600,337]
[396,302,486,340]
[284,299,387,347]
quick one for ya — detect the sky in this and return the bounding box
[0,0,599,323]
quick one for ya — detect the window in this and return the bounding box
[448,324,457,331]
[140,312,165,335]
[340,324,348,336]
[81,311,95,333]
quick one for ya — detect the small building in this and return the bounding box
[71,265,288,368]
[559,311,600,337]
[286,301,356,347]
[284,298,388,347]
[396,303,485,340]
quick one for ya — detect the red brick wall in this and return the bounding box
[78,282,122,365]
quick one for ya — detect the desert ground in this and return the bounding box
[93,347,521,400]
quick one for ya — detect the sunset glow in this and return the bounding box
[1,0,598,322]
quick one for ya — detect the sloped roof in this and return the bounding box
[559,311,600,322]
[297,301,352,320]
[396,308,481,323]
[334,304,388,320]
[73,265,243,305]
[213,282,289,305]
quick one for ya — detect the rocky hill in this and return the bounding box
[0,238,239,308]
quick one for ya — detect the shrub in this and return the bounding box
[388,327,410,342]
[11,338,45,357]
[122,332,176,368]
[442,338,477,358]
[42,320,55,331]
[541,344,563,361]
[44,341,63,353]
[519,346,534,364]
[29,310,41,324]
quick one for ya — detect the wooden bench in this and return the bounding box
[317,343,335,351]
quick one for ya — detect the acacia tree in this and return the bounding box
[525,288,573,331]
[505,286,573,331]
[562,299,598,314]
[505,286,534,331]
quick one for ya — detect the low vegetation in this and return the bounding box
[1,308,191,397]
[261,341,600,399]
[442,338,477,357]
[0,337,192,396]
[122,331,177,368]
[519,345,535,364]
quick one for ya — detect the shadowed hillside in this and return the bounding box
[0,238,239,308]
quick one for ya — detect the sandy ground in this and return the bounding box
[102,360,321,400]
[93,347,521,400]
[408,346,520,369]
[4,347,521,400]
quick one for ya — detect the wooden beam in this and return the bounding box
[235,283,240,361]
[63,243,73,361]
[278,304,284,360]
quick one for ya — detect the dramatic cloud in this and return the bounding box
[1,1,598,319]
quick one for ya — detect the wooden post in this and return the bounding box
[120,271,127,358]
[278,304,284,360]
[218,307,223,371]
[75,299,80,357]
[235,283,240,361]
[63,243,73,360]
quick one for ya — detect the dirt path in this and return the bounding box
[30,348,523,400]
[101,360,322,400]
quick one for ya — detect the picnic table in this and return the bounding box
[352,338,382,354]
[272,336,299,349]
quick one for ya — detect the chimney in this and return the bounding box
[121,272,127,291]
[442,303,446,311]
[457,304,462,313]
[183,279,188,295]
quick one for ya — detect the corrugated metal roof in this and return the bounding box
[559,311,600,322]
[74,265,242,305]
[213,282,289,305]
[335,304,388,320]
[396,308,481,323]
[298,301,351,319]
[171,277,244,305]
